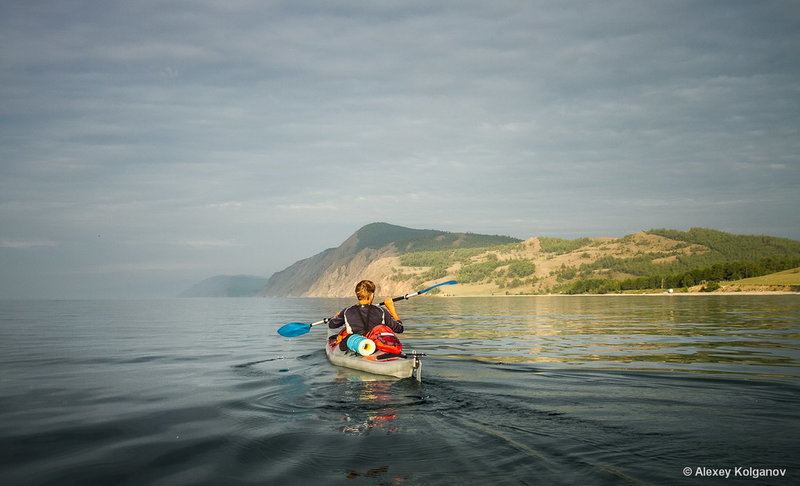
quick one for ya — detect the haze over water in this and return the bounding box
[1,295,798,485]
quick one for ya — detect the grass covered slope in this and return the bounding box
[732,267,800,286]
[715,267,800,292]
[390,228,800,295]
[646,228,800,265]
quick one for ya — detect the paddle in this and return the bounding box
[387,279,458,302]
[277,280,458,337]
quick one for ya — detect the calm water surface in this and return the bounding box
[1,296,798,485]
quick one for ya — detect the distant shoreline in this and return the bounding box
[439,291,800,297]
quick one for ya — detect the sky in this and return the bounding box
[1,0,799,299]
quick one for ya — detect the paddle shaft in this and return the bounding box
[278,281,457,337]
[384,280,457,303]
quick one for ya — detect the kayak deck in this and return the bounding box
[325,336,423,381]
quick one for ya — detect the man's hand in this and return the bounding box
[383,298,401,321]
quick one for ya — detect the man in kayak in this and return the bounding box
[327,280,404,352]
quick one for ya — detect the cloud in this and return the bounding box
[1,0,798,297]
[0,240,58,249]
[205,201,244,209]
[277,201,338,211]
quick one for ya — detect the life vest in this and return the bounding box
[365,325,403,355]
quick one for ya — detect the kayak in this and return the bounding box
[325,334,423,381]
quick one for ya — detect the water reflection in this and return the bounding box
[331,374,400,435]
[321,370,425,437]
[398,296,800,377]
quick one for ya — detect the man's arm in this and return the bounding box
[382,299,404,333]
[327,310,344,329]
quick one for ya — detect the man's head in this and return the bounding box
[355,280,376,302]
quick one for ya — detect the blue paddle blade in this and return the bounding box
[418,280,458,294]
[278,322,312,337]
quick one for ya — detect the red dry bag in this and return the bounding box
[366,325,403,354]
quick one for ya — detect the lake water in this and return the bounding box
[1,295,798,485]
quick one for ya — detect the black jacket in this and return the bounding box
[327,304,404,335]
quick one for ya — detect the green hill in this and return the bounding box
[553,228,800,280]
[190,225,800,297]
[729,267,800,286]
[646,228,800,265]
[392,228,800,295]
[354,222,520,253]
[551,228,800,293]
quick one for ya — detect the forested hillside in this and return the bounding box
[185,225,800,297]
[390,228,800,295]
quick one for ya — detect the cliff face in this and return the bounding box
[258,222,521,297]
[259,243,401,298]
[303,247,402,297]
[258,225,398,297]
[259,247,338,297]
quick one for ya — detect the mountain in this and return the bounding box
[259,224,800,296]
[179,275,268,297]
[184,224,800,297]
[258,222,520,297]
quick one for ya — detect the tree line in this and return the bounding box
[558,257,800,294]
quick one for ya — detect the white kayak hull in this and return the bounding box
[325,337,422,380]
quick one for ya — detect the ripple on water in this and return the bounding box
[4,297,797,485]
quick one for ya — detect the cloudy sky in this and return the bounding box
[1,1,798,298]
